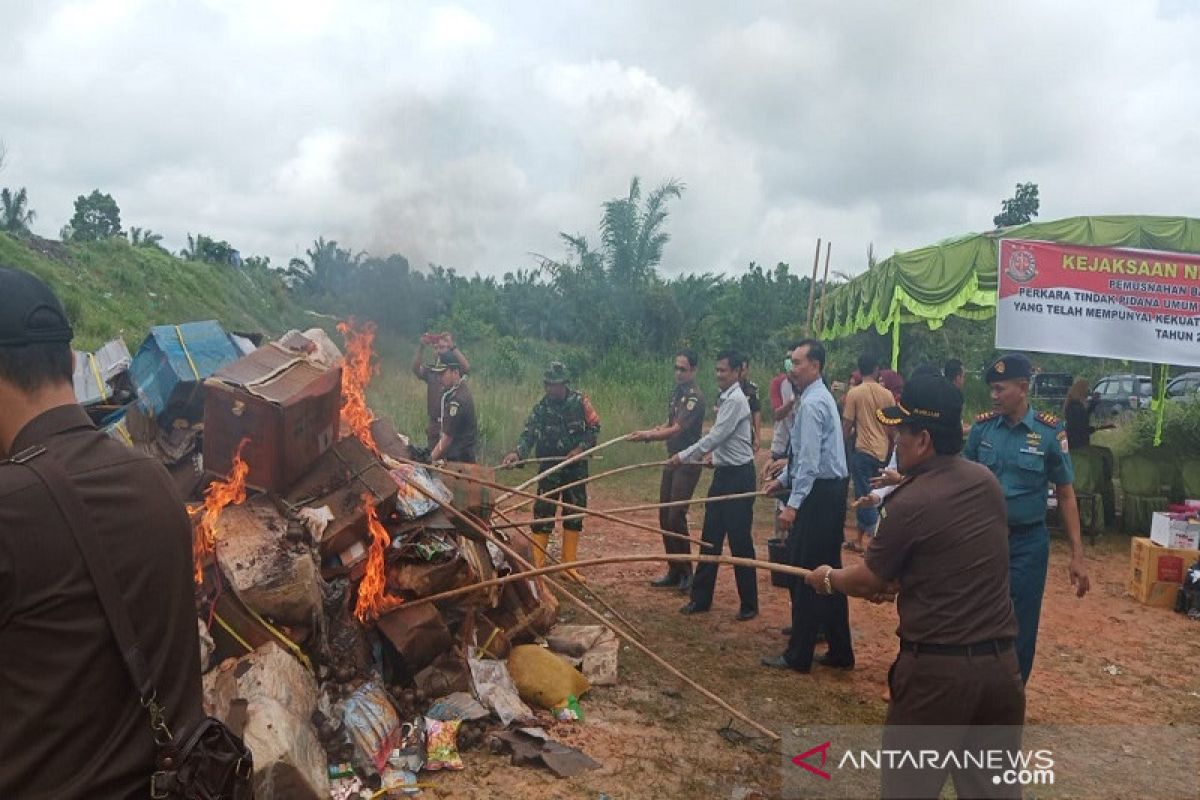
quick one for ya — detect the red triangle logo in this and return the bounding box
[791,740,832,780]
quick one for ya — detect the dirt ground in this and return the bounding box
[421,471,1200,800]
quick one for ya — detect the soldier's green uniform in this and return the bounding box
[964,354,1074,684]
[515,363,601,534]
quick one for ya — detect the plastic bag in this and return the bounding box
[390,465,454,519]
[553,695,584,722]
[423,718,464,771]
[468,653,533,727]
[342,680,403,774]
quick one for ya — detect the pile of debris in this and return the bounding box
[93,319,611,798]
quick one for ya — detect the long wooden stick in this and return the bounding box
[496,434,632,505]
[491,506,646,640]
[499,455,604,469]
[492,490,768,532]
[502,459,669,514]
[816,240,832,333]
[805,237,821,334]
[392,472,780,742]
[405,554,810,610]
[396,457,705,547]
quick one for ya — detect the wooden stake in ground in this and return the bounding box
[816,240,832,333]
[492,490,767,532]
[391,471,782,743]
[501,459,668,515]
[396,457,705,548]
[495,434,632,506]
[805,237,822,335]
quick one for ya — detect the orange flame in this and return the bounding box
[354,493,405,622]
[194,438,251,583]
[337,319,379,454]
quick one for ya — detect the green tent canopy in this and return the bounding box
[821,215,1200,366]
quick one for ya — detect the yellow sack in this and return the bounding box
[506,644,590,710]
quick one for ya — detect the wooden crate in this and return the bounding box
[1128,536,1195,608]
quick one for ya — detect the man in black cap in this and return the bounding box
[429,352,477,463]
[0,267,202,796]
[804,376,1025,798]
[411,331,471,449]
[965,353,1089,684]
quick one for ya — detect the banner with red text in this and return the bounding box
[996,239,1200,366]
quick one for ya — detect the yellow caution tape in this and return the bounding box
[243,603,315,673]
[88,352,108,401]
[212,612,254,654]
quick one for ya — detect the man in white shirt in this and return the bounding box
[669,350,759,621]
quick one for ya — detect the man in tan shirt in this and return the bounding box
[842,353,895,552]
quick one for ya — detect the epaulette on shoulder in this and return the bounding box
[1035,411,1061,427]
[974,410,999,423]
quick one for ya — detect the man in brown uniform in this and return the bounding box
[0,267,203,797]
[805,376,1024,799]
[429,352,478,463]
[411,331,471,449]
[630,348,706,592]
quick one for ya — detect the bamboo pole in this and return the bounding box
[404,553,811,609]
[501,459,669,514]
[391,471,781,743]
[499,455,604,469]
[805,237,822,334]
[394,457,705,547]
[496,434,632,505]
[815,240,832,333]
[491,506,646,639]
[492,490,768,532]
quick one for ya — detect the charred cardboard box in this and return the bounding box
[204,338,342,494]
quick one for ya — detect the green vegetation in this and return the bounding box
[0,232,307,350]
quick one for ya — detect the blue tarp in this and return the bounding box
[129,320,241,429]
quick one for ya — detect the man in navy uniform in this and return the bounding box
[964,353,1090,683]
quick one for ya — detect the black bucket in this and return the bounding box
[767,538,791,589]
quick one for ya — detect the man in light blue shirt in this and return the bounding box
[669,349,759,620]
[762,339,854,672]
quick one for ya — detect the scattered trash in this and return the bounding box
[468,654,534,727]
[545,624,619,686]
[344,681,404,776]
[423,718,464,771]
[1103,664,1122,676]
[425,692,490,723]
[491,727,601,778]
[552,695,584,722]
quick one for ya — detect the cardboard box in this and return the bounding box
[1128,536,1195,608]
[1148,512,1200,551]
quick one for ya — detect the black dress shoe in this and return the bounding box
[679,601,710,615]
[816,653,855,670]
[650,573,678,588]
[735,608,758,621]
[761,655,810,673]
[677,573,693,593]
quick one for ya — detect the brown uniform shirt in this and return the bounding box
[864,454,1017,645]
[0,405,203,798]
[666,382,705,455]
[439,379,478,463]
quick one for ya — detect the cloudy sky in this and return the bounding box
[2,0,1198,278]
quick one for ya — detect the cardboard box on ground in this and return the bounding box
[95,320,606,797]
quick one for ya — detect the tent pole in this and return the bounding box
[891,315,901,371]
[1152,363,1168,447]
[815,241,832,333]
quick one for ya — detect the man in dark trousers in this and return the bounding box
[429,352,477,463]
[630,348,705,592]
[803,376,1024,798]
[0,267,202,797]
[670,350,758,620]
[762,339,853,672]
[411,331,471,449]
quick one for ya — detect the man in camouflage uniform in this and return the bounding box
[502,362,601,579]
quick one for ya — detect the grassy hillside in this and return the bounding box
[0,233,314,350]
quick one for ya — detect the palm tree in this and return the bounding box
[286,236,363,295]
[599,176,685,282]
[129,226,164,249]
[1,187,36,235]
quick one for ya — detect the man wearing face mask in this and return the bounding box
[803,376,1025,798]
[965,353,1089,685]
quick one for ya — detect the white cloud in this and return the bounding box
[1,0,1198,282]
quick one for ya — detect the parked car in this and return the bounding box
[1090,374,1152,419]
[1167,371,1200,403]
[1028,372,1073,412]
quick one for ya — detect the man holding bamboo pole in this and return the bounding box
[501,362,600,579]
[630,348,706,592]
[670,350,758,621]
